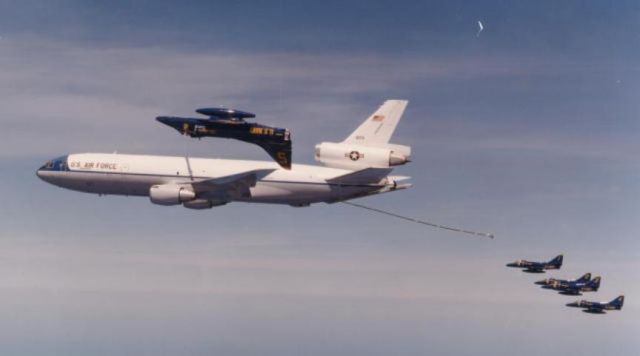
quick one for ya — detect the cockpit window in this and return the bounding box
[39,156,68,171]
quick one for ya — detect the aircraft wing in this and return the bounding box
[191,169,275,200]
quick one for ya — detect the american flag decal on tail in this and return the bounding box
[372,115,385,122]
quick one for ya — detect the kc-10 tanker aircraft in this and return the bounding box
[37,100,412,209]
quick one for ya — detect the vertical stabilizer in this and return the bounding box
[577,273,592,283]
[343,100,408,146]
[549,254,563,268]
[610,296,625,309]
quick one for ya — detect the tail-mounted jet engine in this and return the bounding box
[314,142,410,170]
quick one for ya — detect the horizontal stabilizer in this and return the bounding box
[327,168,393,185]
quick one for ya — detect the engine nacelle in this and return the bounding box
[314,142,410,170]
[149,184,196,206]
[183,199,227,210]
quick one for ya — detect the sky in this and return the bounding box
[0,1,639,355]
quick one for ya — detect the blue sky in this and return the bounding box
[0,1,639,355]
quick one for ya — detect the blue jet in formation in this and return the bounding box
[542,276,601,295]
[157,107,292,169]
[506,254,563,273]
[535,272,591,287]
[566,295,624,314]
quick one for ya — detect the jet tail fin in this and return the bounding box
[610,295,625,310]
[256,140,292,170]
[343,100,408,146]
[549,254,563,268]
[588,276,601,290]
[577,273,592,283]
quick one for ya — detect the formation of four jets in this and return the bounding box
[507,255,624,314]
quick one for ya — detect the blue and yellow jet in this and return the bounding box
[542,276,601,295]
[506,254,563,273]
[535,272,591,287]
[566,295,624,314]
[157,107,292,169]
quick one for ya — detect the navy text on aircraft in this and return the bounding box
[566,295,624,314]
[157,107,292,169]
[506,254,563,273]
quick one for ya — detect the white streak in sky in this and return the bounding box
[477,20,484,37]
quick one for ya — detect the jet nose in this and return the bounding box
[156,116,173,126]
[534,280,546,285]
[156,116,183,130]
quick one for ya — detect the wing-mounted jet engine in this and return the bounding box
[157,107,292,169]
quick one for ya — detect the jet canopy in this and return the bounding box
[196,107,256,120]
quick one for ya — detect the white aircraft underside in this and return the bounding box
[37,100,412,209]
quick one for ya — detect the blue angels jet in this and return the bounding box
[541,276,601,295]
[506,254,563,273]
[535,272,591,286]
[566,295,624,314]
[157,107,292,169]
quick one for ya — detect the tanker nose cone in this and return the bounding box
[36,165,54,184]
[36,169,54,184]
[36,155,68,185]
[36,160,52,181]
